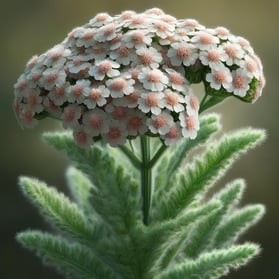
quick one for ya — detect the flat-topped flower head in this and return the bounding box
[13,8,265,147]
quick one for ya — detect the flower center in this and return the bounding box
[89,89,101,101]
[147,70,161,83]
[214,71,227,83]
[98,61,112,74]
[89,114,102,129]
[111,78,126,91]
[186,115,196,130]
[146,93,159,107]
[153,115,167,129]
[166,92,179,106]
[108,127,121,140]
[177,46,190,59]
[207,50,220,62]
[233,75,246,89]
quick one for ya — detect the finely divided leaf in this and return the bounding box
[156,128,266,221]
[16,231,119,279]
[19,176,101,245]
[155,244,260,279]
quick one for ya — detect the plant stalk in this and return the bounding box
[140,135,152,226]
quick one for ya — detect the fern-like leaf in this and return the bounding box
[43,132,141,232]
[19,176,101,245]
[154,243,260,279]
[16,230,119,279]
[153,113,221,211]
[213,204,265,249]
[66,167,95,216]
[156,128,266,221]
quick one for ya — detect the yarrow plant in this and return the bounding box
[14,8,266,279]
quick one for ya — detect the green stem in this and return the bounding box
[149,143,168,169]
[140,135,152,226]
[118,145,141,169]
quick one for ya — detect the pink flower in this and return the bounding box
[89,60,120,80]
[138,92,165,115]
[136,47,163,69]
[228,68,252,97]
[146,111,173,135]
[179,112,199,139]
[206,65,233,90]
[102,120,128,146]
[138,68,168,91]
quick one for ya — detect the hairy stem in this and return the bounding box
[140,135,152,226]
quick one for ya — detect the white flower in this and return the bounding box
[48,84,69,106]
[89,13,112,27]
[67,79,90,104]
[89,60,120,80]
[14,74,30,96]
[165,67,189,92]
[82,108,109,136]
[102,120,128,146]
[41,68,66,90]
[43,97,63,118]
[191,30,219,50]
[44,44,70,68]
[239,55,261,79]
[199,48,227,69]
[83,85,110,109]
[164,90,185,112]
[221,42,245,66]
[26,69,43,88]
[73,125,94,148]
[152,19,175,39]
[185,90,200,115]
[23,88,43,113]
[138,92,165,115]
[112,88,140,108]
[62,104,82,128]
[126,111,148,135]
[94,23,118,42]
[106,77,135,98]
[161,122,182,146]
[167,42,198,66]
[179,112,199,139]
[227,68,252,97]
[206,65,233,90]
[109,44,137,65]
[105,104,129,120]
[75,28,96,48]
[138,68,168,91]
[146,111,173,135]
[123,30,152,49]
[214,26,232,40]
[66,57,91,74]
[19,108,38,128]
[136,46,162,68]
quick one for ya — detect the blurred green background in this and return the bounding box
[1,0,278,278]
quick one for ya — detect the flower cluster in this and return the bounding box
[13,8,264,147]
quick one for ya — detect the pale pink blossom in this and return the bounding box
[179,112,199,139]
[48,84,69,106]
[83,85,110,109]
[89,60,120,80]
[106,77,135,98]
[94,23,118,42]
[138,68,168,91]
[138,92,165,115]
[221,42,245,66]
[164,90,185,112]
[66,57,91,74]
[136,47,163,68]
[67,79,90,104]
[23,89,43,113]
[146,111,173,135]
[228,68,252,97]
[89,13,112,27]
[206,65,233,90]
[102,120,128,146]
[185,90,200,115]
[109,44,137,65]
[82,109,109,136]
[199,48,227,68]
[73,125,93,148]
[126,111,148,135]
[191,31,219,50]
[62,104,82,128]
[165,67,189,92]
[167,42,198,66]
[19,109,38,128]
[41,68,66,90]
[161,122,182,146]
[123,30,152,49]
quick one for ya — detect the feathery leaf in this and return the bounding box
[155,128,266,221]
[154,243,260,279]
[16,230,119,279]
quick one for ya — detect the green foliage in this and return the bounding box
[17,114,266,279]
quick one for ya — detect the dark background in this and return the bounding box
[1,0,278,278]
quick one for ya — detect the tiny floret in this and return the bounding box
[13,8,265,147]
